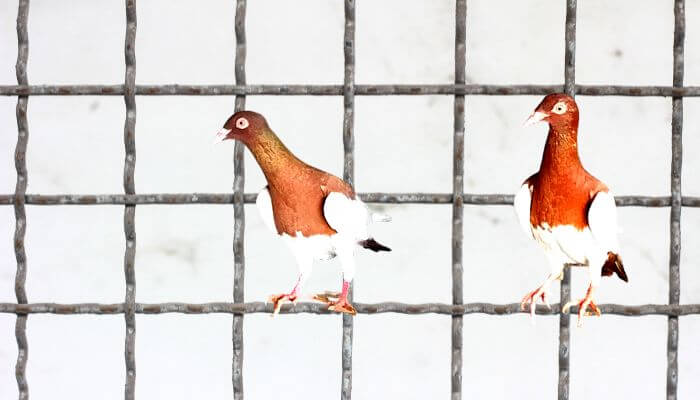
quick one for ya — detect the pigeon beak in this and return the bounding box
[523,111,547,127]
[215,128,232,143]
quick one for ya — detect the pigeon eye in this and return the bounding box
[236,117,249,129]
[552,102,567,115]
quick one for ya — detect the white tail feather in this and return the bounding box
[372,213,391,223]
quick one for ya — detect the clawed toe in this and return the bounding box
[328,301,356,316]
[313,291,356,315]
[586,302,601,317]
[312,292,341,304]
[520,289,549,318]
[268,293,298,315]
[563,296,601,327]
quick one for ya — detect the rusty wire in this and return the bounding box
[232,0,247,398]
[2,302,700,316]
[3,83,700,97]
[13,1,30,399]
[451,1,466,399]
[667,1,685,399]
[341,1,356,399]
[122,1,137,399]
[558,1,577,398]
[1,193,699,207]
[3,1,697,400]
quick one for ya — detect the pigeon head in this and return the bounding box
[216,110,269,144]
[524,93,579,130]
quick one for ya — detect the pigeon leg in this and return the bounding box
[314,280,356,315]
[563,264,602,327]
[269,259,311,315]
[314,245,356,315]
[268,280,299,315]
[520,270,562,317]
[562,284,601,327]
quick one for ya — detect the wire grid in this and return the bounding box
[1,1,697,399]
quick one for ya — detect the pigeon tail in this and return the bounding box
[371,213,392,223]
[358,238,391,252]
[601,251,627,282]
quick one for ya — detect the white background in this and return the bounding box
[1,0,700,399]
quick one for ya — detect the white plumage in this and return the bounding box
[587,191,620,255]
[514,184,619,268]
[513,183,534,239]
[256,187,377,261]
[256,186,388,313]
[515,93,627,326]
[514,184,623,324]
[323,192,371,241]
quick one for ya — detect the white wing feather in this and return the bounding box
[513,183,533,239]
[323,192,369,240]
[255,186,277,233]
[587,191,620,253]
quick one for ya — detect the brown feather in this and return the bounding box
[601,251,628,282]
[527,94,608,230]
[226,111,354,237]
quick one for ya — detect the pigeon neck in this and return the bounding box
[246,129,306,184]
[539,122,583,176]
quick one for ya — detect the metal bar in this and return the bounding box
[123,1,137,399]
[341,2,355,398]
[232,1,247,399]
[2,302,700,317]
[0,3,694,400]
[559,1,576,399]
[14,1,30,399]
[452,1,466,399]
[3,193,697,207]
[4,84,700,97]
[668,1,685,399]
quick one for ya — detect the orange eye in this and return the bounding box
[236,117,249,129]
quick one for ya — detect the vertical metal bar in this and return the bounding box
[341,1,355,399]
[14,1,30,399]
[451,1,466,400]
[232,1,247,399]
[668,1,684,399]
[559,1,576,400]
[563,0,577,97]
[123,1,137,399]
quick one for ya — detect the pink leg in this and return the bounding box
[563,284,601,327]
[313,281,356,315]
[268,275,302,315]
[520,272,559,318]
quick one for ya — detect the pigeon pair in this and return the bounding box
[216,93,627,326]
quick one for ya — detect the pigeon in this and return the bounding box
[216,111,391,315]
[515,93,628,326]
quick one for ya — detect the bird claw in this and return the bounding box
[541,292,552,310]
[313,292,357,316]
[328,301,357,316]
[562,296,601,327]
[312,291,341,304]
[520,288,549,318]
[268,293,298,316]
[562,300,575,314]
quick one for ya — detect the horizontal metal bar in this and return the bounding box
[0,193,698,207]
[1,302,698,316]
[2,84,700,97]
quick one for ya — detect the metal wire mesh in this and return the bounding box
[1,1,697,399]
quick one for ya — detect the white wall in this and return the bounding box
[1,0,699,399]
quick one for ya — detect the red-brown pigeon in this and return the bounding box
[217,111,391,315]
[515,93,628,326]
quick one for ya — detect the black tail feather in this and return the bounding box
[359,238,391,252]
[601,252,628,282]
